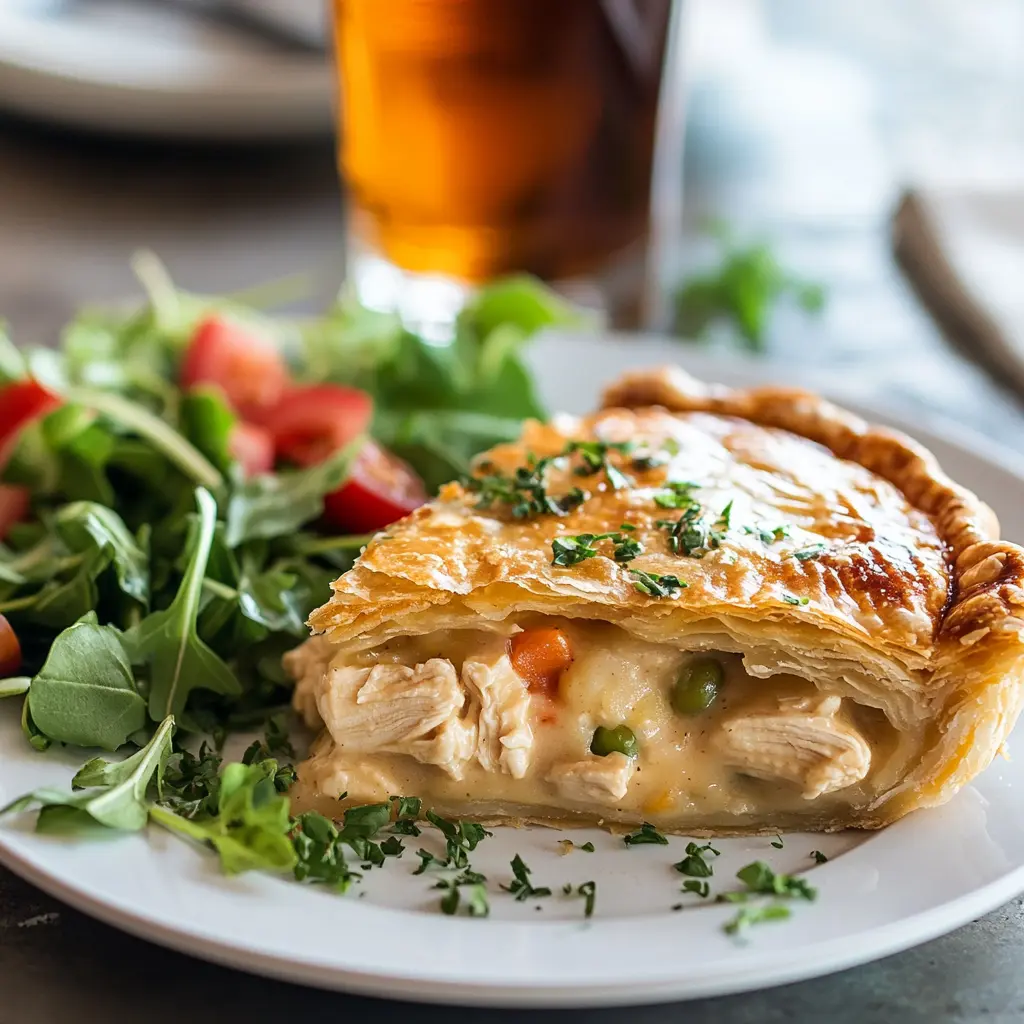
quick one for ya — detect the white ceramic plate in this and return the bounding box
[4,340,1024,1007]
[0,1,332,139]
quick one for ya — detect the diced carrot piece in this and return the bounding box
[508,627,573,695]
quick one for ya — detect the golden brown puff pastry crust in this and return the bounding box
[305,367,1024,830]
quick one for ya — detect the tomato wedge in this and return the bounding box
[0,485,29,542]
[265,385,374,466]
[181,315,289,418]
[322,441,427,533]
[0,612,21,676]
[0,379,61,462]
[229,421,275,477]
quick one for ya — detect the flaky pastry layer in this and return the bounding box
[298,368,1024,831]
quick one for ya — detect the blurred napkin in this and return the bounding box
[894,188,1024,399]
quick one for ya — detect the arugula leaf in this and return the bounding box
[224,436,364,547]
[2,716,174,832]
[66,387,223,492]
[149,758,296,874]
[27,613,147,750]
[54,501,148,606]
[682,880,711,898]
[810,850,828,865]
[21,696,50,751]
[179,387,237,475]
[125,488,240,722]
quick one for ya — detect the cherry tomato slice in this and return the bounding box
[265,385,374,466]
[229,421,275,477]
[0,380,62,462]
[0,485,29,542]
[180,315,288,418]
[508,627,574,695]
[0,613,21,676]
[322,440,427,533]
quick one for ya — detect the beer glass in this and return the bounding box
[333,0,685,335]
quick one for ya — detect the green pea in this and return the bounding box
[590,724,638,758]
[672,657,724,714]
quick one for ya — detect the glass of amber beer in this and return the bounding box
[333,0,684,334]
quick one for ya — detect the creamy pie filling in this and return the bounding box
[288,619,920,829]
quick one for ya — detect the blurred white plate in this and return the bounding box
[0,0,333,139]
[4,343,1024,1006]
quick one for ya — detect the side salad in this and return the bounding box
[0,255,583,754]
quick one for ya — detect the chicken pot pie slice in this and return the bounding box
[285,367,1024,834]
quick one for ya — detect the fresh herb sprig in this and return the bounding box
[629,570,686,599]
[551,527,643,566]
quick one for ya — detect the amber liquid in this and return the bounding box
[334,0,672,290]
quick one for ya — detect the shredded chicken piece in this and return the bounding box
[546,752,634,804]
[316,659,473,778]
[463,655,534,779]
[405,716,478,780]
[283,635,335,729]
[713,695,872,798]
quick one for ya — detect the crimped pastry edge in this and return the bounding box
[600,367,1024,826]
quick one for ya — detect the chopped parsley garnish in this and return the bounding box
[425,810,493,869]
[336,802,392,867]
[160,742,223,819]
[724,903,791,935]
[674,841,721,877]
[657,500,732,558]
[413,849,444,875]
[792,543,827,561]
[388,795,423,835]
[623,822,669,846]
[565,440,635,491]
[465,452,588,519]
[291,812,360,893]
[576,880,597,918]
[436,872,490,917]
[734,860,817,901]
[502,854,552,902]
[743,523,790,544]
[551,530,644,566]
[682,880,711,898]
[630,570,686,598]
[810,850,828,864]
[379,836,405,857]
[654,481,701,510]
[771,835,784,849]
[561,839,596,854]
[782,593,810,606]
